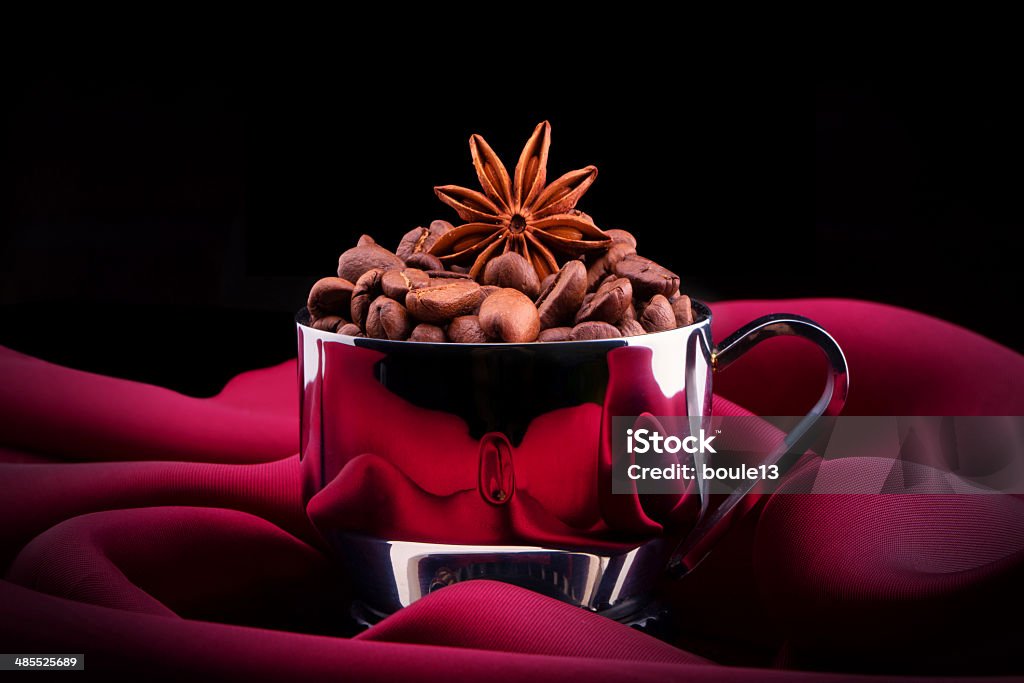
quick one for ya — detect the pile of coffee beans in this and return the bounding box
[306,222,694,343]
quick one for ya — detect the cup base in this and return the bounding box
[331,532,669,622]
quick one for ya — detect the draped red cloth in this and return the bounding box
[1,299,1022,681]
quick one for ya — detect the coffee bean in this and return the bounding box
[482,252,541,298]
[366,297,413,340]
[396,221,453,261]
[607,242,635,265]
[479,288,541,342]
[475,285,501,313]
[536,260,587,329]
[605,229,637,248]
[447,315,489,343]
[538,326,573,342]
[397,226,429,261]
[381,268,430,300]
[425,270,472,280]
[596,273,617,291]
[406,280,484,323]
[586,242,636,291]
[596,275,631,296]
[585,260,606,291]
[597,276,631,296]
[570,321,622,340]
[337,323,362,336]
[575,277,632,324]
[311,315,345,332]
[350,268,385,329]
[672,294,694,327]
[307,277,355,319]
[640,294,675,333]
[618,319,647,337]
[613,254,680,299]
[406,252,444,271]
[409,323,447,343]
[337,243,405,283]
[540,273,556,293]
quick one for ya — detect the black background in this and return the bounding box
[3,53,1021,395]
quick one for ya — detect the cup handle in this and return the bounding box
[665,313,849,578]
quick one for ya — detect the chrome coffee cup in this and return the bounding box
[296,301,847,622]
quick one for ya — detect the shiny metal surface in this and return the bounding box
[296,300,714,506]
[666,314,850,577]
[296,301,847,618]
[333,533,668,619]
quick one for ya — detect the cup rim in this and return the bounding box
[296,298,712,348]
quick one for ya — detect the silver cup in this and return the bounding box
[296,301,847,622]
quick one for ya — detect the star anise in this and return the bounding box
[430,121,611,282]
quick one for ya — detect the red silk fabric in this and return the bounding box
[1,299,1022,680]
